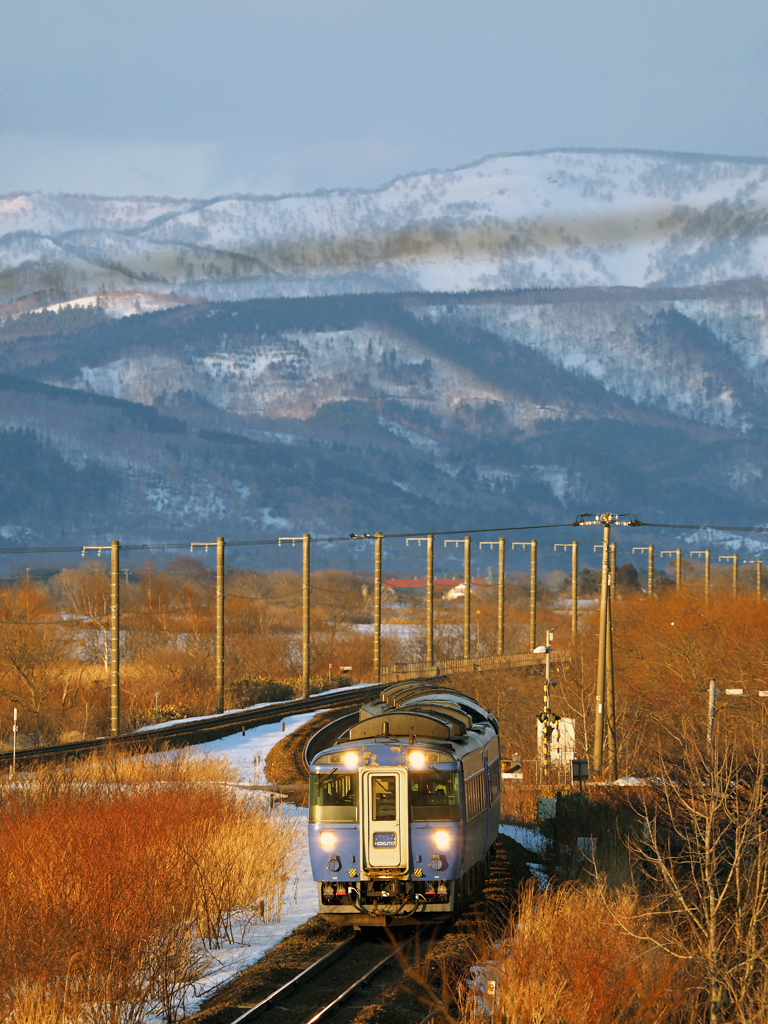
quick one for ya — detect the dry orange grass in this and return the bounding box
[459,881,697,1024]
[0,757,300,1023]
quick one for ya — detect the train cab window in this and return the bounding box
[409,771,461,821]
[371,776,397,820]
[309,772,358,822]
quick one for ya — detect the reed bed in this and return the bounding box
[0,751,300,1023]
[458,881,696,1024]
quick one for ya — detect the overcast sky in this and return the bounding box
[2,0,767,199]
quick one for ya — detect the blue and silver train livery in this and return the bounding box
[307,681,502,925]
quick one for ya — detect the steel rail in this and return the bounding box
[303,928,428,1024]
[229,935,360,1024]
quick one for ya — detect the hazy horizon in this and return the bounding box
[2,0,767,198]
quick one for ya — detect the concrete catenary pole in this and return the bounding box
[719,554,738,598]
[592,522,611,774]
[691,549,711,602]
[110,540,120,737]
[758,559,763,601]
[648,544,654,598]
[216,536,225,714]
[302,533,311,698]
[373,532,382,683]
[676,548,682,590]
[463,536,471,659]
[605,588,617,781]
[571,542,578,646]
[530,539,537,652]
[497,538,505,656]
[426,534,434,663]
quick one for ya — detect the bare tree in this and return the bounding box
[632,726,768,1023]
[0,582,72,738]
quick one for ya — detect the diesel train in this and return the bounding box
[307,681,501,924]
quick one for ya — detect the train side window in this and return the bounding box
[371,775,397,821]
[409,771,461,821]
[465,771,487,820]
[309,772,358,822]
[489,758,501,803]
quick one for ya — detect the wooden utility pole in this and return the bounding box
[610,542,617,598]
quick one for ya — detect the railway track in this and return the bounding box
[0,683,384,770]
[223,927,437,1024]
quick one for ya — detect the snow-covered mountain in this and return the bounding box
[5,149,768,307]
[1,285,768,549]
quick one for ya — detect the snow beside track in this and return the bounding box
[164,709,325,1018]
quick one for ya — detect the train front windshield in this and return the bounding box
[409,771,461,821]
[310,771,358,822]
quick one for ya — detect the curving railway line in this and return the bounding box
[189,698,530,1024]
[0,683,384,770]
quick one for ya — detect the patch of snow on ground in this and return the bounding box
[499,823,548,854]
[188,709,320,782]
[149,709,328,1017]
[527,862,550,890]
[180,804,318,1019]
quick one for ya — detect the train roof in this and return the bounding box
[309,680,501,754]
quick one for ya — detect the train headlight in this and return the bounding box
[408,750,426,767]
[319,831,336,849]
[433,830,451,850]
[343,750,360,767]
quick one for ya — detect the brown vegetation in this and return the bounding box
[0,750,299,1023]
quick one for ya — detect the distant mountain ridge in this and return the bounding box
[4,149,768,308]
[0,285,767,550]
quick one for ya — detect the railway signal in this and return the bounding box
[534,629,556,779]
